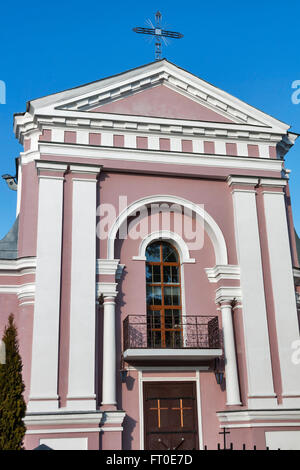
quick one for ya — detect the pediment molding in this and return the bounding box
[21,60,290,135]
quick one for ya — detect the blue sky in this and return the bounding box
[1,0,300,239]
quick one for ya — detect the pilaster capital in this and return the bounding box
[35,160,68,179]
[69,163,102,177]
[227,175,259,192]
[96,259,125,280]
[97,282,118,299]
[258,177,287,195]
[215,286,242,306]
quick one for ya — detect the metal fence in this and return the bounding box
[123,314,221,350]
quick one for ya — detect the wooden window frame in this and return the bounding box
[146,241,183,348]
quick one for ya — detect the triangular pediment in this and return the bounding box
[26,60,291,132]
[89,84,234,123]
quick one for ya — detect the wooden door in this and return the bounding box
[143,382,199,450]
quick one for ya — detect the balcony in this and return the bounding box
[122,314,223,363]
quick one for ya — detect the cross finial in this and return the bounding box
[133,12,184,60]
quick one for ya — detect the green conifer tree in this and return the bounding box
[0,314,26,450]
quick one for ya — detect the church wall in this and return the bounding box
[17,161,39,258]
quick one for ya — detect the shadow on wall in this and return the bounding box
[122,414,137,450]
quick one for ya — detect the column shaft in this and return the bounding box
[221,303,241,405]
[101,296,117,407]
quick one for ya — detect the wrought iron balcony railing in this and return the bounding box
[123,314,221,351]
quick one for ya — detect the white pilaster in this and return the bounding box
[262,179,300,406]
[228,176,276,406]
[66,164,101,411]
[219,302,241,405]
[28,161,67,412]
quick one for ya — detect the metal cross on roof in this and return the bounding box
[133,11,184,61]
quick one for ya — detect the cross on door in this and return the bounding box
[171,399,192,427]
[149,399,168,428]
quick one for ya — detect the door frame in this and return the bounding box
[138,370,204,450]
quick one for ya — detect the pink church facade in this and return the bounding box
[1,60,300,450]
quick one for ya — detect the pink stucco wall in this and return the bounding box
[92,85,234,123]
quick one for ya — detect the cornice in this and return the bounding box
[0,257,37,274]
[33,112,284,142]
[24,411,103,427]
[205,265,240,283]
[217,409,300,424]
[34,143,283,174]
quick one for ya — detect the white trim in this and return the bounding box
[107,195,228,265]
[230,183,275,400]
[96,259,120,275]
[196,370,204,450]
[100,427,123,432]
[69,163,102,174]
[35,161,68,172]
[221,423,300,429]
[33,117,285,143]
[26,428,100,435]
[228,176,259,186]
[67,176,98,411]
[138,370,144,450]
[24,412,103,426]
[96,282,118,298]
[263,190,300,398]
[24,60,290,132]
[205,265,240,283]
[100,411,126,426]
[260,177,287,188]
[36,142,284,173]
[0,257,36,273]
[133,230,195,264]
[130,366,209,371]
[217,405,300,426]
[28,172,65,412]
[123,348,222,362]
[215,286,242,303]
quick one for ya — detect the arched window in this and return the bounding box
[146,241,182,348]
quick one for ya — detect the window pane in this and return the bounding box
[147,329,162,348]
[171,266,179,283]
[146,264,152,282]
[146,264,161,283]
[146,285,162,305]
[163,266,179,284]
[147,310,162,329]
[152,265,161,283]
[164,286,180,306]
[165,330,182,348]
[165,309,181,328]
[146,243,161,261]
[162,243,178,262]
